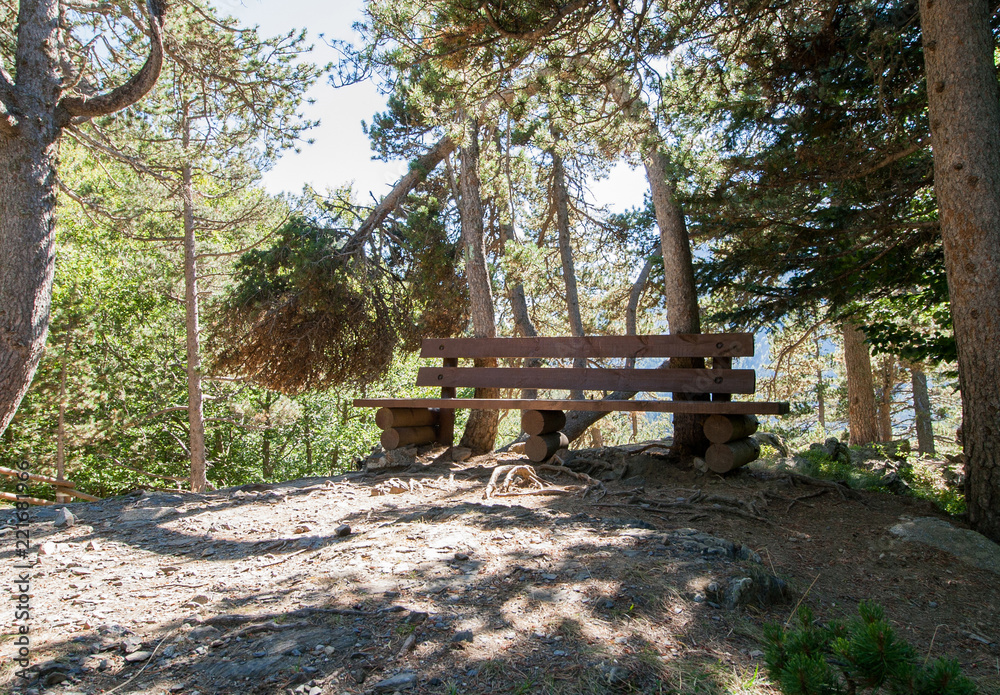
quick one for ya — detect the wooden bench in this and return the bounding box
[353,334,789,472]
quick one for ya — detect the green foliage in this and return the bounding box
[786,447,966,515]
[764,603,977,695]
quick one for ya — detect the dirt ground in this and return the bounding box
[3,444,999,695]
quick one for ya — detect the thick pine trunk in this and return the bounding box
[457,117,499,454]
[644,149,707,455]
[0,0,164,438]
[552,146,586,399]
[842,320,879,446]
[182,158,208,492]
[911,366,935,456]
[0,0,62,435]
[920,0,1000,540]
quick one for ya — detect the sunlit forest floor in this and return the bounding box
[4,445,998,694]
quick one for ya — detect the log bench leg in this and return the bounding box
[702,414,761,473]
[525,432,570,462]
[703,414,759,444]
[521,409,568,462]
[376,408,441,450]
[705,437,761,473]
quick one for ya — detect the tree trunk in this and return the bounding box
[456,117,499,454]
[56,330,70,503]
[0,0,165,438]
[0,27,61,434]
[262,432,272,479]
[644,148,707,455]
[911,366,935,456]
[815,338,826,434]
[552,145,586,399]
[842,320,879,446]
[501,224,541,398]
[876,355,897,443]
[920,0,1000,540]
[304,413,313,470]
[182,155,208,492]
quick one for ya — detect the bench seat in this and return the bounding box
[353,398,789,415]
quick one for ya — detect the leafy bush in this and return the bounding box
[763,602,976,695]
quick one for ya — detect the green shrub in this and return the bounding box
[763,602,976,695]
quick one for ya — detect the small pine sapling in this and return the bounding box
[763,601,977,695]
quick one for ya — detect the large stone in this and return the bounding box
[889,517,1000,575]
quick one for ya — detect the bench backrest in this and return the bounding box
[415,334,755,396]
[419,334,753,359]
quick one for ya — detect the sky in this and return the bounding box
[219,0,648,211]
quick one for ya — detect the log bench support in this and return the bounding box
[703,414,761,473]
[522,409,568,462]
[376,407,442,450]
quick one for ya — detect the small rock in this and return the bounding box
[188,626,221,642]
[541,573,557,581]
[43,671,68,686]
[85,540,100,552]
[451,446,472,462]
[124,650,152,663]
[121,636,143,654]
[39,541,58,556]
[451,630,474,643]
[405,611,428,624]
[54,508,75,528]
[294,524,312,534]
[454,552,470,561]
[372,671,417,692]
[334,524,352,537]
[600,664,629,685]
[693,593,705,603]
[187,594,211,605]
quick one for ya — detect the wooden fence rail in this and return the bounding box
[0,466,101,504]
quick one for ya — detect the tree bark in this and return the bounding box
[876,355,897,443]
[842,320,879,446]
[0,0,165,437]
[501,224,541,398]
[456,117,499,454]
[644,148,707,455]
[911,366,935,456]
[815,338,826,434]
[552,145,586,399]
[262,432,272,479]
[920,0,1000,540]
[182,154,208,492]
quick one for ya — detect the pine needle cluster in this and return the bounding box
[763,602,976,695]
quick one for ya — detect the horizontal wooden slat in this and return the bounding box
[354,398,791,415]
[416,367,756,394]
[420,334,753,359]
